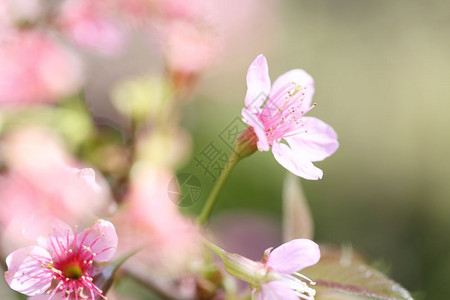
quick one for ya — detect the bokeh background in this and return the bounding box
[175,1,449,299]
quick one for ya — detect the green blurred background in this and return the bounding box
[179,0,450,298]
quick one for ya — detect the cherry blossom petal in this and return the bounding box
[266,239,320,274]
[270,69,315,108]
[286,117,339,162]
[77,219,118,262]
[0,31,83,104]
[23,214,74,255]
[242,108,269,151]
[245,54,271,112]
[254,281,299,300]
[70,167,104,194]
[4,246,52,296]
[272,142,323,180]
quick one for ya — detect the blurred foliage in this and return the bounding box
[0,95,94,151]
[303,245,413,300]
[111,76,176,125]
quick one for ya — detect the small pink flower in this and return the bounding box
[253,239,320,300]
[212,239,320,300]
[4,217,118,299]
[241,55,339,180]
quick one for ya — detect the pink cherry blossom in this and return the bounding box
[4,217,118,299]
[0,31,83,105]
[113,166,201,278]
[210,238,320,300]
[253,239,320,300]
[163,19,218,77]
[0,128,114,253]
[57,0,126,55]
[161,0,208,20]
[241,55,339,180]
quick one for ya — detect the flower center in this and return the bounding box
[63,263,83,279]
[257,82,314,143]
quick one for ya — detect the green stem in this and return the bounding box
[197,152,241,226]
[203,238,226,258]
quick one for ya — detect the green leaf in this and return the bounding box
[302,246,414,300]
[282,174,314,241]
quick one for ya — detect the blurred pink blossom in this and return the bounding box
[161,0,208,20]
[58,0,126,55]
[114,166,201,278]
[154,0,257,80]
[115,0,156,24]
[0,128,113,253]
[161,0,261,35]
[0,31,83,105]
[241,55,339,180]
[4,217,117,299]
[163,19,218,77]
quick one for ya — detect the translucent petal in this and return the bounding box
[245,54,271,112]
[5,246,52,296]
[266,239,320,274]
[272,142,323,180]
